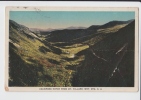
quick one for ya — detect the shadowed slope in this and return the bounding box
[72,21,135,87]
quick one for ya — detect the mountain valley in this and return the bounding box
[9,19,135,87]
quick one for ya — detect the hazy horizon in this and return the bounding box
[10,11,135,29]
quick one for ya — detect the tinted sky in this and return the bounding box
[10,11,135,29]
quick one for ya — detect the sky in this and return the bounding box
[10,11,135,29]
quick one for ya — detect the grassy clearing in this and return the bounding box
[60,45,89,58]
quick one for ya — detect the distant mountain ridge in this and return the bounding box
[66,26,86,30]
[30,26,86,33]
[29,19,133,35]
[30,28,58,33]
[44,19,134,42]
[87,19,134,30]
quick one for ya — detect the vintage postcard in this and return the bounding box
[5,7,139,92]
